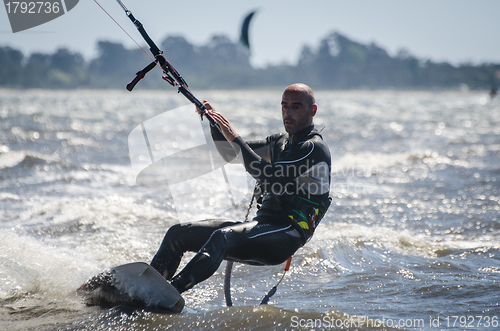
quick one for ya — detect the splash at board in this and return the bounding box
[78,262,184,313]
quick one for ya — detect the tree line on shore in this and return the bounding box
[1,32,499,90]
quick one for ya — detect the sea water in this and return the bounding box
[0,89,499,330]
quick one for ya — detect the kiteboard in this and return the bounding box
[78,262,184,313]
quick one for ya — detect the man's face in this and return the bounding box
[281,89,316,134]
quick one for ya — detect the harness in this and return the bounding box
[287,195,332,241]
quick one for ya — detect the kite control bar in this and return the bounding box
[114,0,216,125]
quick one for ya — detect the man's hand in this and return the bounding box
[196,100,239,142]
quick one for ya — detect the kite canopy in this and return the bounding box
[240,10,258,49]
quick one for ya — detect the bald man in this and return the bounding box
[151,83,332,294]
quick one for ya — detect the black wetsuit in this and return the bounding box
[150,124,331,293]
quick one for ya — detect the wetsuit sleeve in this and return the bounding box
[210,124,272,162]
[230,136,325,188]
[210,124,237,162]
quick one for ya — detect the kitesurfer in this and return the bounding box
[150,83,332,294]
[490,84,498,100]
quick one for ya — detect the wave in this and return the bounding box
[0,229,98,302]
[2,304,399,331]
[145,305,395,331]
[0,150,67,171]
[302,222,500,275]
[0,149,134,193]
[15,195,177,250]
[331,149,464,178]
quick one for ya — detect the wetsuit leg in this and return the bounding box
[150,219,240,279]
[170,218,302,293]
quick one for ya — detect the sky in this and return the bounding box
[1,0,499,68]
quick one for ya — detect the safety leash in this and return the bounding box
[224,187,295,306]
[224,194,255,307]
[260,256,292,305]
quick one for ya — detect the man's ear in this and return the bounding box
[310,104,318,117]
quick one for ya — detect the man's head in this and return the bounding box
[281,83,317,134]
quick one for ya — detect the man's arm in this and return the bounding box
[200,100,272,162]
[210,123,273,163]
[231,137,318,186]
